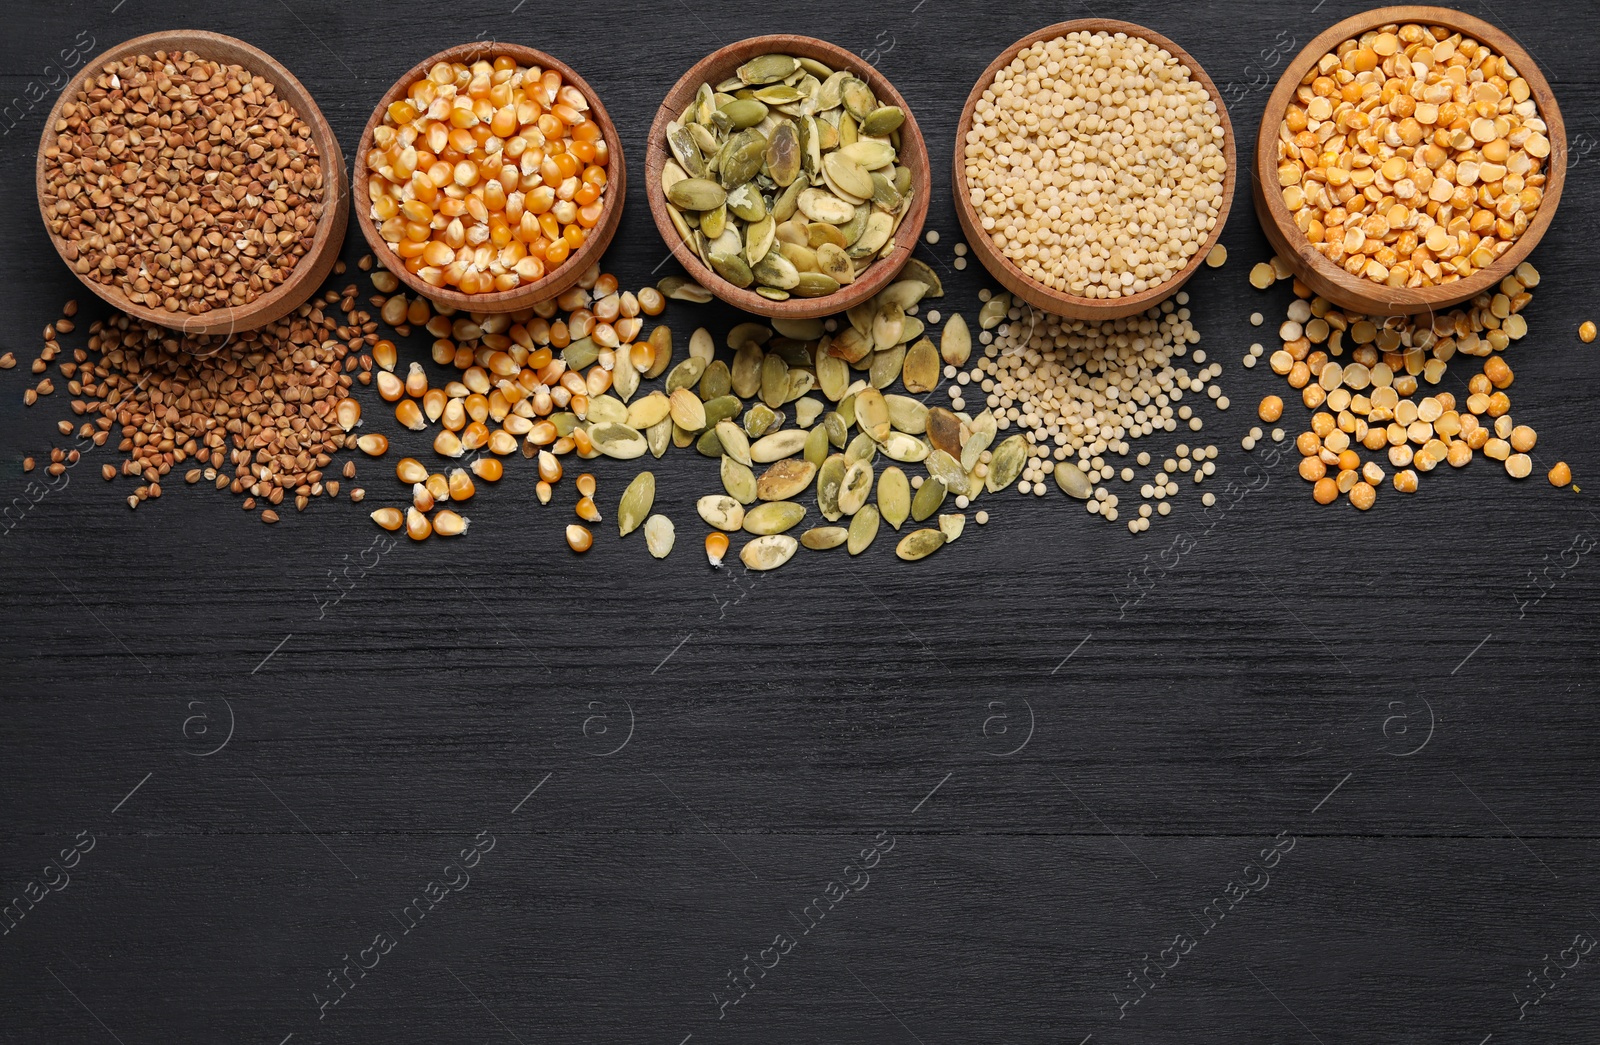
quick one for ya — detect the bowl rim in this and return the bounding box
[349,41,627,313]
[35,29,349,337]
[951,19,1238,320]
[643,33,932,321]
[1253,5,1566,315]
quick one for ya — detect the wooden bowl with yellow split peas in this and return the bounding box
[1254,6,1565,315]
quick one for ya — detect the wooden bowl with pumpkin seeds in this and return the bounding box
[646,35,931,320]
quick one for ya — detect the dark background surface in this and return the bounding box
[3,1,1600,1043]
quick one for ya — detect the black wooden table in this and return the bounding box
[4,2,1599,1042]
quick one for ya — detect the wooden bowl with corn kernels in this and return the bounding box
[1254,6,1565,316]
[352,42,626,315]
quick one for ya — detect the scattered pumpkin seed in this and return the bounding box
[751,429,809,462]
[802,525,849,550]
[847,504,880,554]
[911,475,947,520]
[589,422,648,460]
[877,467,911,529]
[940,312,971,366]
[1054,461,1093,499]
[743,500,806,535]
[895,528,946,561]
[741,533,798,571]
[817,454,846,521]
[644,514,675,558]
[721,455,758,504]
[757,458,817,500]
[938,513,965,543]
[985,435,1027,493]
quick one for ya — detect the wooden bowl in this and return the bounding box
[352,43,626,315]
[35,30,348,337]
[1254,6,1565,316]
[953,20,1237,321]
[645,35,932,321]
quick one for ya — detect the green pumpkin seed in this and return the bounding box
[698,494,746,531]
[753,252,801,291]
[586,395,627,425]
[895,528,946,561]
[816,352,850,401]
[741,533,798,571]
[837,459,873,515]
[817,454,846,521]
[877,467,910,529]
[772,317,825,340]
[644,514,675,558]
[925,407,962,457]
[731,344,763,398]
[719,98,768,129]
[911,476,947,521]
[869,345,904,390]
[718,130,768,188]
[708,252,755,289]
[703,394,744,428]
[626,390,672,429]
[860,105,905,136]
[698,358,731,401]
[804,423,830,467]
[738,54,798,85]
[745,215,776,265]
[721,455,758,504]
[823,411,849,448]
[672,421,696,449]
[743,402,778,437]
[751,429,809,463]
[847,211,894,257]
[823,152,874,199]
[758,353,788,409]
[844,503,879,554]
[901,338,939,393]
[841,78,875,120]
[839,140,897,170]
[870,172,903,211]
[793,272,841,298]
[801,525,849,550]
[726,183,766,222]
[743,501,806,535]
[584,421,645,460]
[772,172,809,222]
[1054,461,1094,499]
[836,389,858,429]
[837,203,870,247]
[700,202,728,240]
[757,459,816,501]
[667,122,705,178]
[878,432,929,463]
[940,312,971,366]
[845,432,878,466]
[695,428,724,458]
[884,394,927,434]
[827,327,872,364]
[563,337,599,371]
[616,472,655,536]
[986,435,1027,493]
[667,178,727,211]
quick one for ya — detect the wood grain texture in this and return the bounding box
[350,42,627,313]
[1253,5,1567,314]
[2,2,1600,1045]
[952,19,1238,320]
[644,34,930,319]
[34,29,349,335]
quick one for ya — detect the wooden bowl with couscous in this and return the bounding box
[953,20,1237,321]
[1253,6,1565,315]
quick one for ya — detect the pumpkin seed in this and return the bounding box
[738,54,798,85]
[860,105,905,136]
[757,458,817,500]
[877,467,910,529]
[925,449,968,490]
[911,475,947,520]
[647,415,673,457]
[672,421,696,449]
[611,353,640,402]
[804,423,830,467]
[847,211,894,257]
[644,325,674,379]
[815,242,855,285]
[741,533,798,571]
[802,526,849,550]
[745,215,777,265]
[896,528,946,561]
[760,353,789,408]
[797,188,856,225]
[902,338,939,393]
[644,514,675,559]
[979,293,1011,331]
[986,435,1027,493]
[700,202,728,240]
[839,140,896,170]
[926,407,962,457]
[721,455,758,504]
[870,345,906,389]
[817,351,849,401]
[837,459,873,515]
[821,411,848,448]
[751,429,809,463]
[794,397,824,428]
[772,317,826,340]
[961,412,997,472]
[900,258,944,297]
[828,326,872,364]
[872,302,905,351]
[765,120,801,187]
[854,387,890,442]
[708,252,755,289]
[743,402,778,437]
[689,326,716,363]
[877,279,927,312]
[703,394,743,428]
[563,337,599,371]
[618,471,655,537]
[1054,461,1094,499]
[878,432,929,462]
[699,359,732,401]
[841,78,875,120]
[940,312,971,366]
[845,432,878,466]
[817,454,846,521]
[667,122,706,178]
[715,420,751,465]
[696,427,725,458]
[823,152,874,199]
[938,513,965,543]
[669,388,708,431]
[658,276,712,303]
[589,422,648,460]
[727,183,767,222]
[719,98,768,129]
[743,500,806,535]
[698,494,745,531]
[793,272,841,298]
[883,394,927,434]
[667,178,727,211]
[626,391,672,429]
[847,504,880,554]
